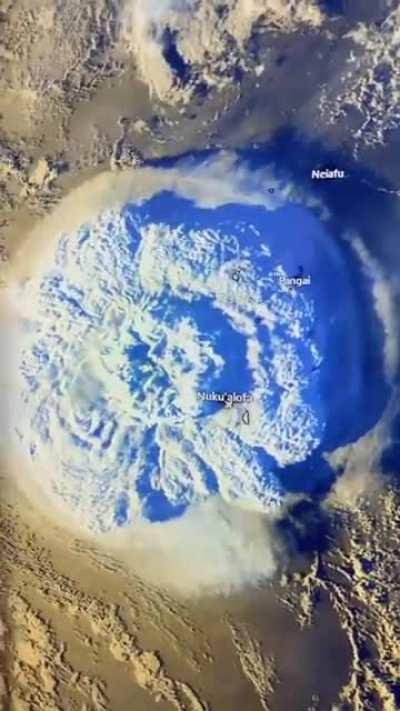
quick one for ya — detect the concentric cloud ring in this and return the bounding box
[5,152,391,534]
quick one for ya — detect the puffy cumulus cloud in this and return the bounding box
[320,6,400,151]
[6,151,325,281]
[119,0,324,102]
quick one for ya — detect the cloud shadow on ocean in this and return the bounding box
[277,498,332,557]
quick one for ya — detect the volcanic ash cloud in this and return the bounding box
[119,0,324,101]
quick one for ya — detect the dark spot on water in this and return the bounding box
[114,493,129,526]
[359,639,377,662]
[127,343,150,362]
[278,499,332,556]
[202,462,219,495]
[215,4,228,19]
[374,62,392,86]
[92,421,104,439]
[318,0,345,15]
[149,115,163,131]
[276,54,287,67]
[142,489,188,523]
[277,453,335,498]
[392,683,400,706]
[361,557,374,574]
[380,409,400,482]
[161,27,192,83]
[195,81,209,101]
[233,65,244,83]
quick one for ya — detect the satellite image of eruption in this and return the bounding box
[0,1,400,710]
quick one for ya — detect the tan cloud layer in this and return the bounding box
[119,0,324,101]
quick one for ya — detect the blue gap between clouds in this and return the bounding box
[119,184,389,516]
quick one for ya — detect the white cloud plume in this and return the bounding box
[323,233,400,507]
[119,0,324,102]
[326,391,399,507]
[6,151,325,282]
[103,496,285,595]
[346,231,399,382]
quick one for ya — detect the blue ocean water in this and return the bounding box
[318,0,345,16]
[118,187,389,521]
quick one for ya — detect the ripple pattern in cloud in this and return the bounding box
[9,158,389,533]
